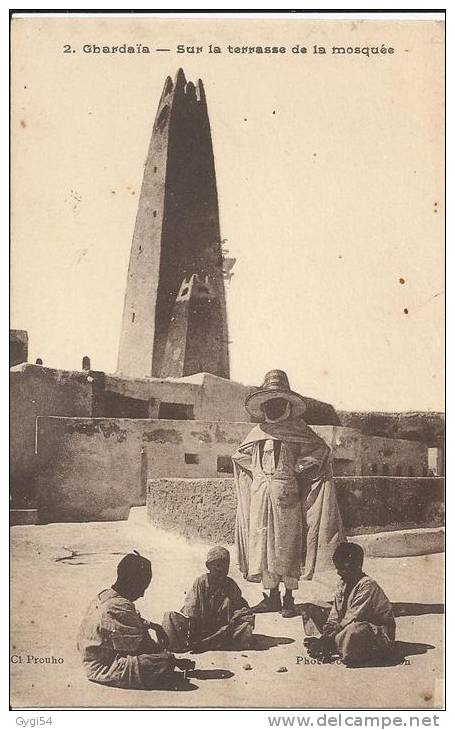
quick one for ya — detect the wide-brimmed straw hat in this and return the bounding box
[245,369,306,420]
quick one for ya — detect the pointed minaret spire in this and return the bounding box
[117,70,230,379]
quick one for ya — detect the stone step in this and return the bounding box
[354,526,444,558]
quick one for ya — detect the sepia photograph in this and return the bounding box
[9,11,445,711]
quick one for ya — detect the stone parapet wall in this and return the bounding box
[32,416,432,524]
[147,476,444,544]
[147,477,236,543]
[335,476,444,530]
[338,410,445,448]
[10,366,95,506]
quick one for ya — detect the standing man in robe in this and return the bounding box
[232,370,345,618]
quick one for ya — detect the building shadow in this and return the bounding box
[392,602,444,617]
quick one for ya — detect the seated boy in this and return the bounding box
[302,542,396,667]
[77,551,193,689]
[162,546,255,652]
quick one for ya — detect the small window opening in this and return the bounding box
[158,402,194,420]
[217,456,234,474]
[132,312,135,323]
[184,453,199,465]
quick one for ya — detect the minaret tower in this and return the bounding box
[161,275,224,378]
[117,68,230,379]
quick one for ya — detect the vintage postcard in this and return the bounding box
[10,12,445,711]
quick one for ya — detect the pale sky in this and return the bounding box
[11,17,444,411]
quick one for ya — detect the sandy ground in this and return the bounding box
[10,508,444,709]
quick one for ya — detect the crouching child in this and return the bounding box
[162,546,255,652]
[302,542,396,667]
[77,551,193,689]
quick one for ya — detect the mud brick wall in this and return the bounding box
[10,329,28,367]
[34,417,252,523]
[10,365,94,507]
[335,476,444,530]
[33,415,432,524]
[147,478,236,543]
[147,476,445,544]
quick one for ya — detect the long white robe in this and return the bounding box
[232,419,345,582]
